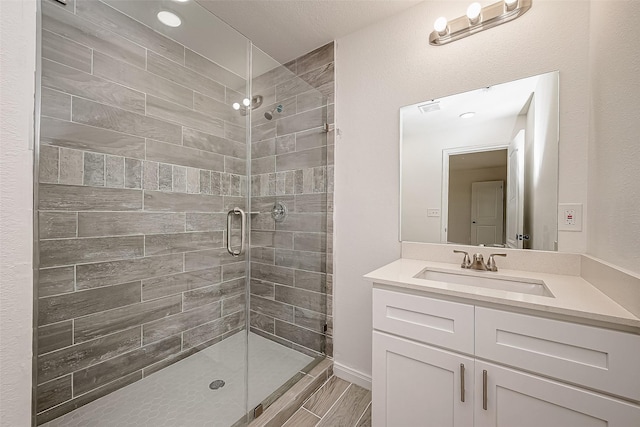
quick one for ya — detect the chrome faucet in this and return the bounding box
[454,250,507,271]
[470,253,488,271]
[487,253,507,272]
[453,250,471,268]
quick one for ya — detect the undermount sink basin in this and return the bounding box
[414,268,554,297]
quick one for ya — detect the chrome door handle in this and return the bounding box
[460,363,465,402]
[226,207,246,257]
[482,369,488,410]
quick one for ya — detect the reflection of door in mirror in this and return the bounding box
[446,149,507,246]
[471,181,504,245]
[506,130,525,249]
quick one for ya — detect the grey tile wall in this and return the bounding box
[249,42,335,358]
[36,0,248,423]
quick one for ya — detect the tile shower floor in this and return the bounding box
[42,332,313,427]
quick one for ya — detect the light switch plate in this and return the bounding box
[558,203,582,231]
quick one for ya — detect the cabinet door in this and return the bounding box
[372,331,474,427]
[475,361,640,427]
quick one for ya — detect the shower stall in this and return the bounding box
[33,0,334,425]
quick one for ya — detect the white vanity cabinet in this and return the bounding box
[373,332,474,427]
[372,288,640,427]
[474,360,640,427]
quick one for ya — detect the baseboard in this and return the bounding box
[333,362,372,391]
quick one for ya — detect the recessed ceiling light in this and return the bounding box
[157,11,181,27]
[460,112,476,119]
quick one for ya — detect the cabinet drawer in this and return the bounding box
[373,288,474,354]
[475,307,640,401]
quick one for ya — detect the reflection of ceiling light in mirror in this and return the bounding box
[242,98,251,107]
[459,112,476,118]
[467,2,482,24]
[173,0,190,2]
[232,102,240,110]
[157,11,181,27]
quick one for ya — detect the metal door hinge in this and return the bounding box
[254,403,263,418]
[323,323,328,333]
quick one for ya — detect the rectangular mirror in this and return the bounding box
[400,71,559,251]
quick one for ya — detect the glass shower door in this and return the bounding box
[243,45,332,419]
[35,0,251,425]
[34,0,332,425]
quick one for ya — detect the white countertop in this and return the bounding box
[364,258,640,330]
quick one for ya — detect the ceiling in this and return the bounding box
[197,0,423,64]
[450,149,507,171]
[401,73,543,137]
[105,0,421,79]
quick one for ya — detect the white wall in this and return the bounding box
[587,1,640,274]
[0,0,36,425]
[334,0,591,382]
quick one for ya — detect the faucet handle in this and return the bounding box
[487,253,507,272]
[453,250,471,269]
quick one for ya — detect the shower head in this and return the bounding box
[264,104,283,121]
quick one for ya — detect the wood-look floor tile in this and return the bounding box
[355,402,372,427]
[303,375,350,417]
[282,408,320,427]
[317,384,371,427]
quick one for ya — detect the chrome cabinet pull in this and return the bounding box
[226,208,246,257]
[460,363,465,402]
[482,369,488,410]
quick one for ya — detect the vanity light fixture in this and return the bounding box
[466,2,482,25]
[505,0,519,11]
[429,0,532,46]
[433,17,449,36]
[157,10,181,27]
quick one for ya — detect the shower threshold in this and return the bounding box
[41,332,313,427]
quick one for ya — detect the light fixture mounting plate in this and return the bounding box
[429,0,532,46]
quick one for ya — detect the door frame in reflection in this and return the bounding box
[441,144,508,245]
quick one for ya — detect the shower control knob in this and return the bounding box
[271,202,287,223]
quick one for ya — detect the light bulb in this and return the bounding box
[157,11,181,27]
[504,0,518,11]
[434,17,448,35]
[232,102,240,110]
[467,2,482,24]
[242,98,251,107]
